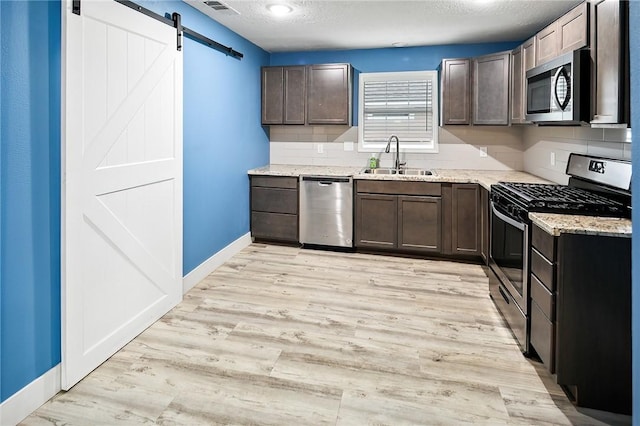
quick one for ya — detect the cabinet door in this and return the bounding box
[307,64,350,125]
[558,2,589,55]
[397,196,441,253]
[591,0,629,126]
[283,66,306,124]
[355,194,397,248]
[510,45,524,124]
[555,234,631,414]
[522,37,536,72]
[451,184,480,256]
[480,186,489,265]
[261,67,284,124]
[472,52,510,125]
[441,59,470,125]
[536,22,559,66]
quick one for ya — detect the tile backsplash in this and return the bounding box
[523,126,631,184]
[269,124,631,183]
[270,125,525,171]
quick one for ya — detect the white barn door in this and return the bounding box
[62,0,183,389]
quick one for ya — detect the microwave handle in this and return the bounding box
[490,201,526,231]
[553,67,571,111]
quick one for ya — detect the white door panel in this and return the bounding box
[62,0,183,389]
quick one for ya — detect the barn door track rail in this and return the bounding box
[72,0,243,59]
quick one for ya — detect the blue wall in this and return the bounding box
[0,0,61,402]
[0,0,269,403]
[630,1,639,422]
[271,42,519,71]
[141,1,271,274]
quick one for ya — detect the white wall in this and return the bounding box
[522,126,632,184]
[270,125,525,171]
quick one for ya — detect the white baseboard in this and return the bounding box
[0,364,61,425]
[182,232,252,294]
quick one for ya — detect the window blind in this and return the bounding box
[362,78,433,143]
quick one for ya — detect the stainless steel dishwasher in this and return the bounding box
[299,176,353,248]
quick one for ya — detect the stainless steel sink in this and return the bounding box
[362,168,433,176]
[400,168,433,176]
[363,168,398,175]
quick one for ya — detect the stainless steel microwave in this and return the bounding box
[525,50,590,124]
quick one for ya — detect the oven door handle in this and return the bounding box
[490,201,526,231]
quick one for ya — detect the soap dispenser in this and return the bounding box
[369,156,378,169]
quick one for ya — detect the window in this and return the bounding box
[358,70,438,153]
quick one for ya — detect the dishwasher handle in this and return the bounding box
[301,176,352,184]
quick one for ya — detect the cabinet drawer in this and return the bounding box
[251,176,298,189]
[356,180,441,196]
[531,247,555,288]
[531,274,555,320]
[252,187,298,214]
[251,212,298,242]
[532,225,555,261]
[531,300,555,373]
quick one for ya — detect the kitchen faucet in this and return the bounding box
[385,135,405,172]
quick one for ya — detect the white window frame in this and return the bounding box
[358,70,439,153]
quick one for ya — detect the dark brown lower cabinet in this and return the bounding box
[355,180,441,254]
[251,211,298,242]
[442,183,481,257]
[529,224,631,415]
[398,196,441,253]
[354,193,397,249]
[355,181,482,260]
[479,186,490,265]
[250,176,299,243]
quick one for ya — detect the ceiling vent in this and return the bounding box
[203,1,239,16]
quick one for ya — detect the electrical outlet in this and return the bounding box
[479,147,488,158]
[317,143,324,154]
[550,152,556,166]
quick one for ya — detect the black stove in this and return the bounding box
[491,181,630,222]
[487,153,632,358]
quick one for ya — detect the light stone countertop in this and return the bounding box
[529,212,632,238]
[248,164,631,237]
[248,164,363,178]
[247,164,551,190]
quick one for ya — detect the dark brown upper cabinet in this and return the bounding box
[472,51,510,126]
[535,1,589,67]
[440,58,471,125]
[535,22,559,66]
[522,36,537,72]
[261,66,306,125]
[511,37,535,125]
[441,52,510,127]
[590,0,629,127]
[261,63,352,126]
[558,2,589,55]
[510,45,524,124]
[307,63,352,125]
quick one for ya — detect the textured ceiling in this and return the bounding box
[184,0,583,52]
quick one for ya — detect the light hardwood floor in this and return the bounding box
[23,244,631,425]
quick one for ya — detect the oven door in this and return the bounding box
[489,201,529,352]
